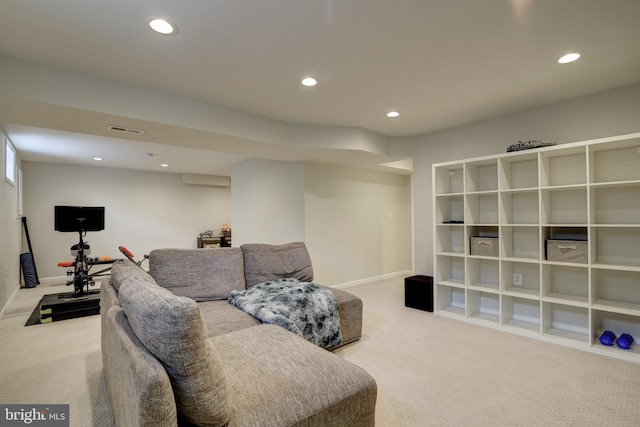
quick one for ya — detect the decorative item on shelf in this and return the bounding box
[506,140,556,152]
[199,230,215,238]
[221,223,231,237]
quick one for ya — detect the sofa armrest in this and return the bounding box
[102,306,177,427]
[319,285,363,349]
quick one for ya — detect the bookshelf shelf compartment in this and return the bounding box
[540,146,587,187]
[543,302,589,344]
[436,255,465,286]
[437,285,466,316]
[435,167,464,195]
[502,260,540,297]
[593,227,640,268]
[468,290,500,324]
[433,132,640,362]
[503,296,540,333]
[592,311,640,356]
[466,193,499,225]
[500,154,538,190]
[467,258,499,291]
[591,184,640,225]
[502,226,540,260]
[541,188,588,225]
[542,264,588,304]
[436,225,465,255]
[435,195,464,224]
[591,269,640,313]
[501,191,539,224]
[465,160,498,193]
[590,139,640,184]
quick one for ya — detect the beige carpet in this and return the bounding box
[0,280,112,426]
[1,277,640,426]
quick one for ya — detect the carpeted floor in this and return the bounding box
[0,280,111,426]
[1,277,639,426]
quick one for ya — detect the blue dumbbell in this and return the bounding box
[599,330,616,346]
[616,333,634,350]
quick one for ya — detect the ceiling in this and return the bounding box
[1,0,640,176]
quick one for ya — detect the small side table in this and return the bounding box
[404,275,433,312]
[197,236,232,248]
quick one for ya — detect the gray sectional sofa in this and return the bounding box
[101,242,377,427]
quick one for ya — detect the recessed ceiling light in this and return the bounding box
[160,163,169,168]
[148,17,178,35]
[301,77,318,87]
[386,111,401,118]
[557,51,582,64]
[93,157,103,161]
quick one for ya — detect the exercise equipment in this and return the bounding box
[57,232,116,296]
[599,330,616,346]
[616,333,634,350]
[55,205,111,296]
[20,217,40,287]
[118,246,149,268]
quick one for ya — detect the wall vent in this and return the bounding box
[181,173,230,187]
[107,125,145,135]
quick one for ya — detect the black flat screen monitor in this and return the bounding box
[54,206,105,232]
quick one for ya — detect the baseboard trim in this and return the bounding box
[38,276,71,285]
[332,270,413,289]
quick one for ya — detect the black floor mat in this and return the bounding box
[25,290,100,326]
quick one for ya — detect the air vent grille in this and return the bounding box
[107,125,145,135]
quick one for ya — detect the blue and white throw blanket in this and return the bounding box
[228,278,342,349]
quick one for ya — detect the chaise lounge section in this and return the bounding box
[101,242,377,426]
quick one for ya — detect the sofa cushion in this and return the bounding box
[241,242,314,288]
[110,260,157,291]
[214,324,377,426]
[148,248,245,301]
[198,300,261,339]
[118,276,229,427]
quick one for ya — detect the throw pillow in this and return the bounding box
[118,276,229,426]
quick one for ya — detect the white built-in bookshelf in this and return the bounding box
[432,133,640,362]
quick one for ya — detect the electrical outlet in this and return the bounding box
[513,273,523,286]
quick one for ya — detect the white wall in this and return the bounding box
[412,83,640,275]
[304,163,412,285]
[232,158,412,285]
[231,158,306,247]
[22,162,231,279]
[0,131,22,313]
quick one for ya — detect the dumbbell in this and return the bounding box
[616,333,634,350]
[599,330,616,346]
